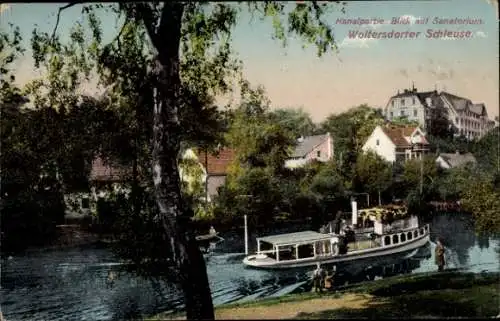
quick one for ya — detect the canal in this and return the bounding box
[1,212,499,321]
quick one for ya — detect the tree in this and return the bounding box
[460,173,500,234]
[32,2,345,319]
[320,104,385,185]
[354,151,392,205]
[267,107,318,139]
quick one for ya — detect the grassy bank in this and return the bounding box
[147,271,500,320]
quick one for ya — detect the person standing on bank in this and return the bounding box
[435,238,446,272]
[312,263,324,293]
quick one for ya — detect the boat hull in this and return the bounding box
[243,233,430,270]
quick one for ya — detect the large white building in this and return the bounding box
[384,87,495,140]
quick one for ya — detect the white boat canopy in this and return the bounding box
[257,231,333,247]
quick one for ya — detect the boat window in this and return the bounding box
[400,233,406,242]
[384,236,391,246]
[278,246,295,261]
[414,230,418,238]
[259,242,273,252]
[407,232,413,240]
[392,235,399,244]
[419,229,424,235]
[424,225,429,232]
[297,244,314,259]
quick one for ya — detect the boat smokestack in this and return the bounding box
[351,199,358,226]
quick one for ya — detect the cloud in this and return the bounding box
[475,31,487,38]
[339,37,378,48]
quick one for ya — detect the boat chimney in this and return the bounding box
[351,198,358,226]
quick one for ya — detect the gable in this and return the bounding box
[291,134,329,158]
[197,148,236,175]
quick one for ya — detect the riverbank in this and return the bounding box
[148,270,500,320]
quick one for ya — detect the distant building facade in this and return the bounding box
[284,133,334,169]
[384,87,495,140]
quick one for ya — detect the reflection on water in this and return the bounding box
[1,213,499,321]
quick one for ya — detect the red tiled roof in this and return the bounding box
[196,148,236,175]
[381,126,429,147]
[90,157,130,182]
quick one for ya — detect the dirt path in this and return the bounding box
[165,293,376,320]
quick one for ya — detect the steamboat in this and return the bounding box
[243,200,430,269]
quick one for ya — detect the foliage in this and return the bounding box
[473,128,499,173]
[267,107,318,139]
[353,151,392,199]
[319,104,385,181]
[389,117,419,127]
[460,172,500,234]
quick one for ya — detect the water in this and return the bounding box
[1,213,499,321]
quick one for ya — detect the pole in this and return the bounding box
[419,155,423,195]
[244,214,248,255]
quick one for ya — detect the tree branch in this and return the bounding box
[51,2,84,42]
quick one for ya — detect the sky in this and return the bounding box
[1,1,499,123]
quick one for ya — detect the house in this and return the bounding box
[63,157,130,221]
[384,86,494,140]
[180,147,236,202]
[384,87,440,129]
[284,133,334,169]
[435,152,477,169]
[362,125,430,163]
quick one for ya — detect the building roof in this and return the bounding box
[257,231,333,246]
[381,125,429,147]
[291,133,330,158]
[438,152,477,168]
[391,88,487,117]
[391,89,439,108]
[89,157,130,182]
[197,148,236,175]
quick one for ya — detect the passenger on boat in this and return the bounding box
[209,226,216,235]
[312,263,325,293]
[435,238,445,272]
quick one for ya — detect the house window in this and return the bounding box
[376,139,380,146]
[412,97,415,105]
[390,111,393,118]
[413,109,417,117]
[391,100,394,107]
[316,150,321,158]
[401,99,405,106]
[400,110,405,117]
[455,117,458,123]
[81,197,90,209]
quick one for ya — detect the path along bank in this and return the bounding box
[147,270,500,320]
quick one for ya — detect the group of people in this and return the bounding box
[311,263,336,293]
[311,237,446,292]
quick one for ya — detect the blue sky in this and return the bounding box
[1,1,498,122]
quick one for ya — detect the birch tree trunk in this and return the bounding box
[147,3,215,319]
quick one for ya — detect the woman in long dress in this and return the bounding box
[435,238,445,272]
